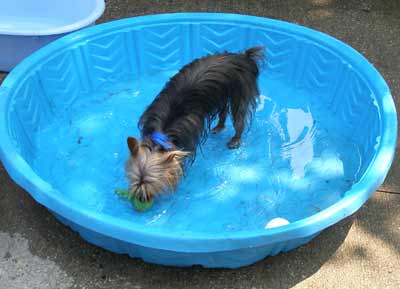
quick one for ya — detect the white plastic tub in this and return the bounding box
[0,0,105,71]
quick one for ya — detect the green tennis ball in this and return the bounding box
[133,197,154,212]
[115,189,129,198]
[115,188,154,211]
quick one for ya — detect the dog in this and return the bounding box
[125,46,265,203]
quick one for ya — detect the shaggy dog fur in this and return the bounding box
[126,46,265,202]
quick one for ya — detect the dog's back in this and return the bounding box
[139,46,265,153]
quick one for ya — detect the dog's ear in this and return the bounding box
[127,137,139,156]
[165,150,189,162]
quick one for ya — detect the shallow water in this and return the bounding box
[33,71,362,233]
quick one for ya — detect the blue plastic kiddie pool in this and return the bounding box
[0,0,105,71]
[0,13,397,268]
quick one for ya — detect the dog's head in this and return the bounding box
[125,137,188,202]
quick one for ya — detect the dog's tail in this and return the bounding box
[232,46,265,130]
[244,46,266,66]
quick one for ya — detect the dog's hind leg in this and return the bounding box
[211,107,228,134]
[227,104,246,149]
[228,92,256,149]
[227,118,245,149]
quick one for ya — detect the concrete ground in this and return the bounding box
[0,0,399,288]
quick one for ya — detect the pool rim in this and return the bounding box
[0,0,106,36]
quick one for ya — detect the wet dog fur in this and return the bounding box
[126,46,265,202]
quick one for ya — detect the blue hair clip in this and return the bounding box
[151,132,173,149]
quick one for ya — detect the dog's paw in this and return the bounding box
[211,125,225,134]
[227,138,241,149]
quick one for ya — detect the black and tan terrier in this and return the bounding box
[126,46,265,203]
